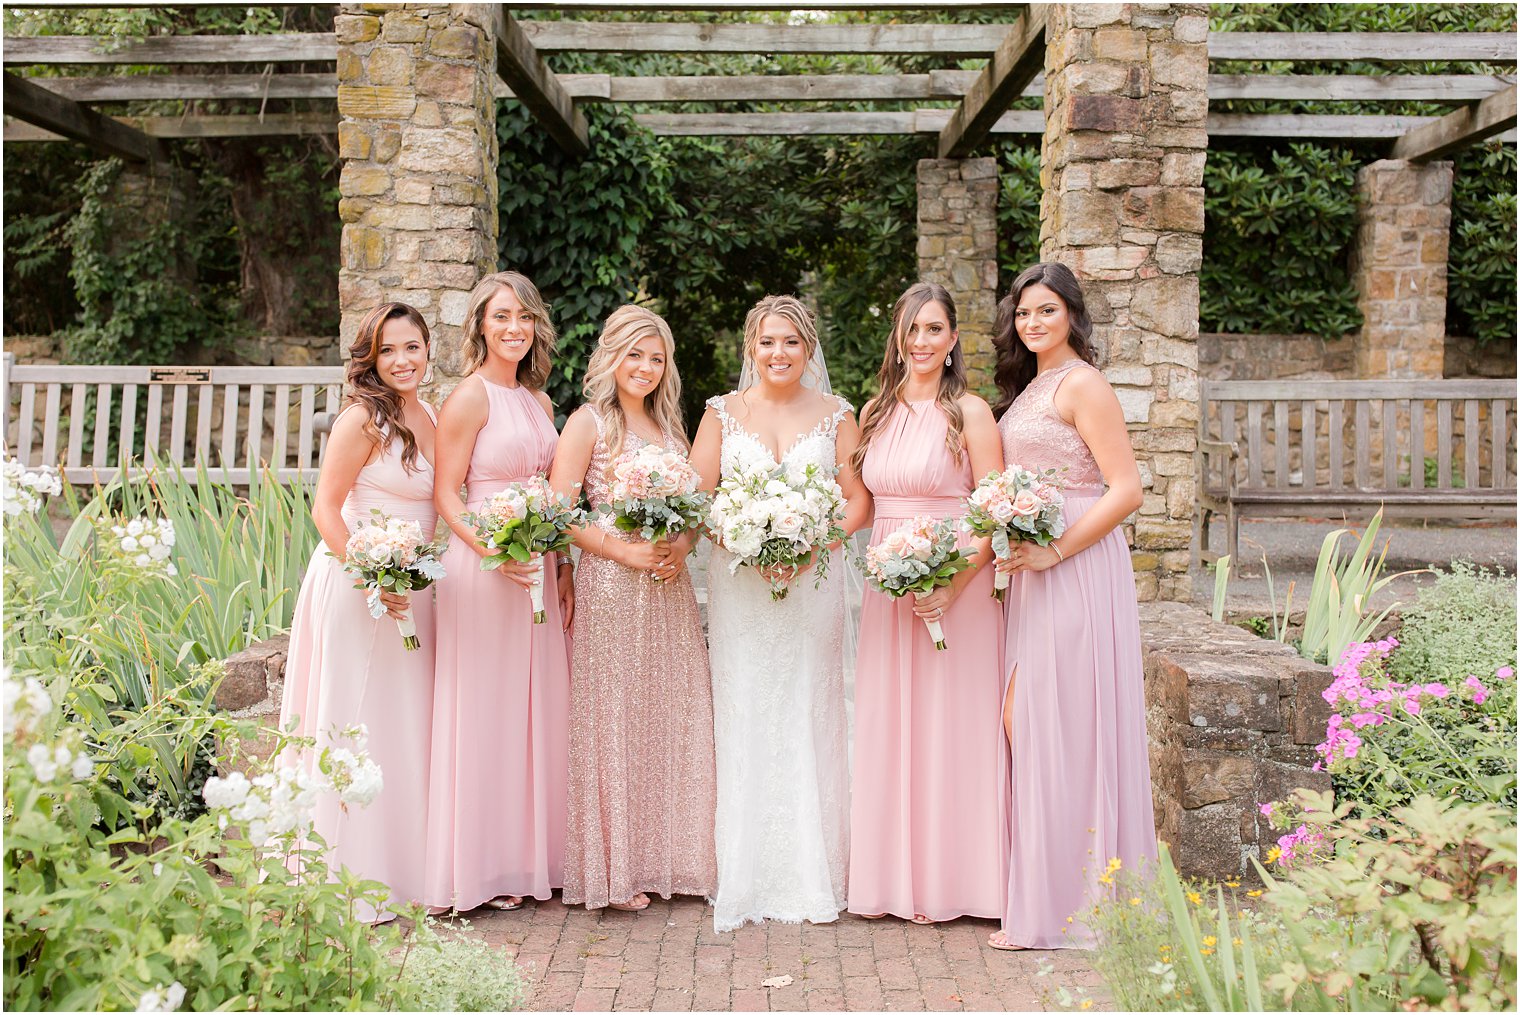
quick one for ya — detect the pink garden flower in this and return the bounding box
[1464,675,1490,704]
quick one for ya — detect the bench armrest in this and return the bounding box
[1196,439,1240,496]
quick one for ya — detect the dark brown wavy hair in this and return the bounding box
[852,281,967,477]
[345,302,431,473]
[991,262,1098,419]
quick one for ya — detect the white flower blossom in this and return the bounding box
[136,981,186,1012]
[2,459,62,516]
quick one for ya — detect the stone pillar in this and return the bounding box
[916,157,1000,393]
[1039,3,1209,602]
[336,3,499,390]
[1349,159,1452,379]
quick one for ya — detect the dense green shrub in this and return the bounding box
[1390,561,1518,683]
[399,930,529,1012]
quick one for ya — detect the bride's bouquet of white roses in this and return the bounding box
[707,461,846,602]
[465,476,584,623]
[599,444,711,542]
[861,516,972,651]
[962,464,1067,601]
[338,510,447,650]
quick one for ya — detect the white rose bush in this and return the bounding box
[962,464,1067,601]
[707,461,846,601]
[338,510,446,650]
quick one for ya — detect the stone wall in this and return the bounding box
[916,157,1001,392]
[1039,3,1209,602]
[1349,159,1454,380]
[1200,331,1515,382]
[336,3,500,391]
[1140,601,1333,881]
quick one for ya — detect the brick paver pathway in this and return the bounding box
[448,895,1111,1012]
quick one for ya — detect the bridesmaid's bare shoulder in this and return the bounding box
[437,374,489,430]
[956,392,997,426]
[560,404,599,441]
[531,387,556,422]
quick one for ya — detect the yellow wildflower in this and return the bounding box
[1233,938,1243,947]
[1081,1002,1094,1011]
[1129,897,1142,906]
[1186,891,1202,905]
[1202,936,1218,948]
[1159,944,1171,952]
[1225,881,1240,888]
[1200,948,1214,956]
[1247,889,1263,898]
[1266,846,1282,864]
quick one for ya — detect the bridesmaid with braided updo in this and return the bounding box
[548,305,717,912]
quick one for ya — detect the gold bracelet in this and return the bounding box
[1052,541,1066,563]
[599,529,608,556]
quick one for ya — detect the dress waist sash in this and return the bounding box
[872,495,965,519]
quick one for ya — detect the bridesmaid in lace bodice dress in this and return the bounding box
[989,263,1156,950]
[847,283,1008,925]
[279,302,439,920]
[549,305,717,912]
[425,272,574,914]
[690,295,873,933]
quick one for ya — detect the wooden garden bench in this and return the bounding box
[1,354,343,485]
[1195,378,1517,564]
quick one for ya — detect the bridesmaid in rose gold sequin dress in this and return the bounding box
[548,305,717,911]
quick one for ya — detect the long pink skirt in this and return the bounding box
[848,528,1008,922]
[279,547,435,917]
[1001,491,1156,948]
[424,542,571,911]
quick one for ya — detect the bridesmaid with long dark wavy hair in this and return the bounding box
[988,262,1155,951]
[279,301,439,921]
[846,281,1007,926]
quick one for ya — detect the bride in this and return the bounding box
[690,294,872,932]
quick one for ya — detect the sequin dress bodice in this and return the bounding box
[998,359,1105,491]
[581,407,681,538]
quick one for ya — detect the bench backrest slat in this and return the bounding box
[1494,398,1509,489]
[2,357,343,484]
[1202,378,1517,496]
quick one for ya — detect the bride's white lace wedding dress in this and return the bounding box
[704,393,852,933]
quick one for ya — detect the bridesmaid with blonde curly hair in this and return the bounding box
[549,304,717,912]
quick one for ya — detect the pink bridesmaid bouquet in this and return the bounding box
[860,516,972,651]
[963,465,1067,601]
[601,445,711,542]
[339,510,447,650]
[466,476,584,623]
[707,462,846,601]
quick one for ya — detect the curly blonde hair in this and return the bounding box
[582,305,687,476]
[460,270,556,388]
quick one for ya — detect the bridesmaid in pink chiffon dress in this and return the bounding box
[279,302,438,920]
[425,271,574,913]
[848,283,1008,925]
[990,262,1155,950]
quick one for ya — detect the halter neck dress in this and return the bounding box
[997,358,1156,949]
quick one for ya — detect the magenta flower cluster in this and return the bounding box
[1313,640,1512,771]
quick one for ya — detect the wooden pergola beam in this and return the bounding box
[2,32,335,65]
[492,7,589,156]
[3,29,1514,64]
[1390,84,1518,160]
[5,111,337,141]
[7,107,1516,145]
[32,69,1517,106]
[2,70,163,161]
[938,6,1045,157]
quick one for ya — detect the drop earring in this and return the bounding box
[422,358,435,386]
[945,350,954,367]
[896,352,904,365]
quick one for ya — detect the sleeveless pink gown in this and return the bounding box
[561,407,718,909]
[848,400,1008,922]
[279,402,439,917]
[424,378,571,911]
[998,359,1156,949]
